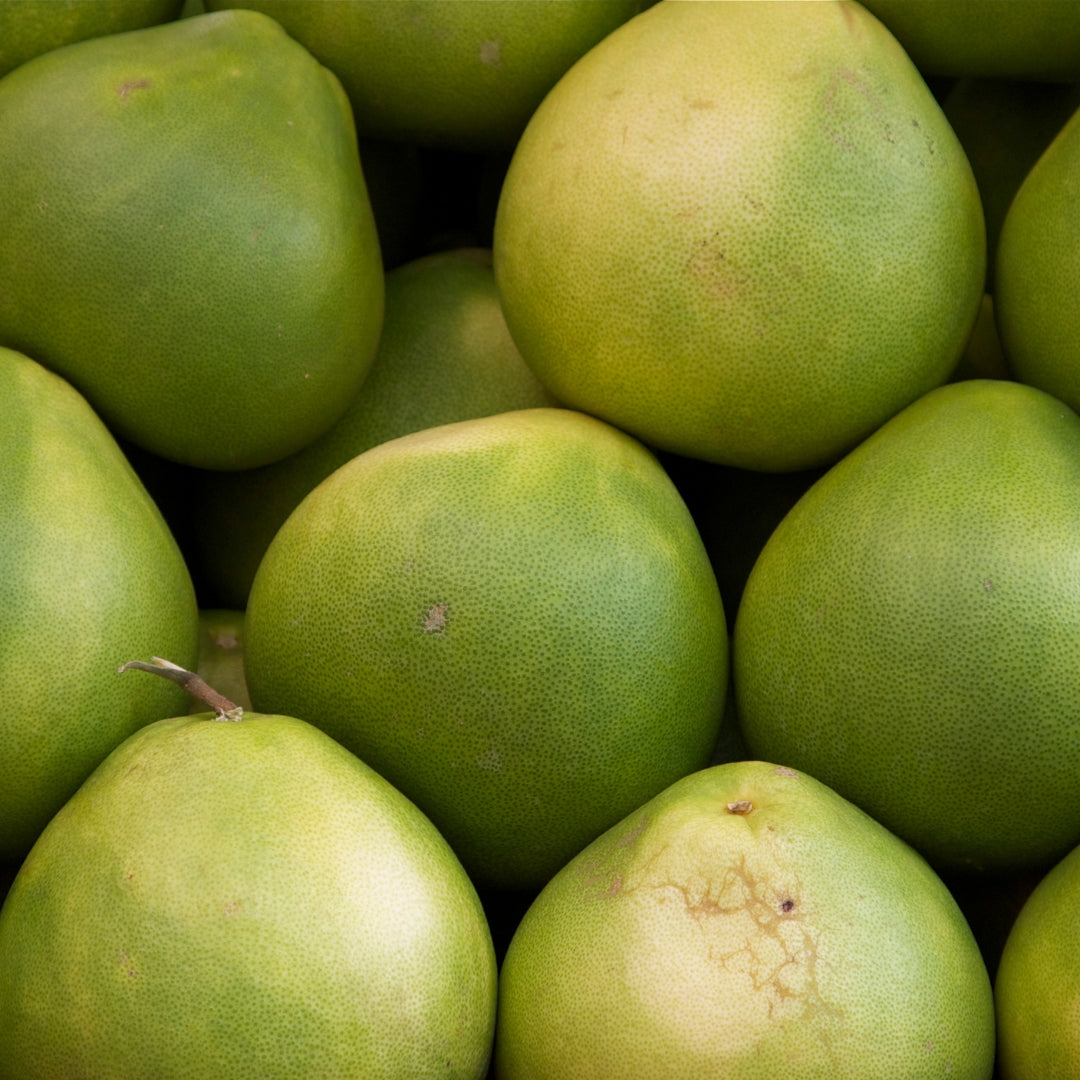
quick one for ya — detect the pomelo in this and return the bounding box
[495,760,995,1079]
[0,678,496,1079]
[0,347,198,862]
[996,100,1080,417]
[0,0,182,78]
[244,407,727,891]
[493,0,985,471]
[995,842,1080,1078]
[202,0,648,150]
[0,9,383,470]
[860,0,1080,81]
[734,378,1080,873]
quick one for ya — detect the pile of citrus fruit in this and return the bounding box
[1,2,1080,1077]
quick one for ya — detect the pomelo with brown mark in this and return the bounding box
[495,760,995,1079]
[493,0,984,470]
[243,407,728,891]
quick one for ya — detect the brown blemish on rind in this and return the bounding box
[117,79,151,100]
[727,800,753,815]
[644,860,838,1026]
[421,603,447,634]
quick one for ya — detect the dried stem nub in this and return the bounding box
[118,657,243,722]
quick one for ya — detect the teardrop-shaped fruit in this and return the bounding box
[735,378,1080,873]
[494,0,984,470]
[0,347,198,861]
[0,702,496,1079]
[496,760,995,1079]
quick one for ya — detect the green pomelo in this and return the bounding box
[996,103,1080,416]
[734,379,1080,873]
[995,843,1080,1078]
[495,760,995,1079]
[202,0,648,150]
[0,9,383,470]
[190,609,251,713]
[0,0,182,79]
[191,247,557,609]
[493,0,985,471]
[949,293,1008,383]
[244,408,727,891]
[0,348,198,861]
[861,0,1080,81]
[0,707,496,1079]
[941,77,1080,289]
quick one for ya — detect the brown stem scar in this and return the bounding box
[118,657,242,721]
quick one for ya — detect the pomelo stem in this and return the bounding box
[118,657,243,721]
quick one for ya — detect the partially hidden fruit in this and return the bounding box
[244,408,728,890]
[996,101,1080,416]
[191,247,557,609]
[861,0,1080,82]
[996,841,1080,1078]
[0,0,182,79]
[203,0,649,150]
[0,347,198,861]
[496,760,995,1079]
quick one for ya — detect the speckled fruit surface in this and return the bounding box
[0,9,383,470]
[0,347,197,862]
[735,379,1080,873]
[244,407,728,891]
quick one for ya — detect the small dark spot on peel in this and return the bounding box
[781,898,796,913]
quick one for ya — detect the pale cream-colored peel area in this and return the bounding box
[614,802,840,1064]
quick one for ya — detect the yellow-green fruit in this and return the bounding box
[493,0,985,471]
[244,408,727,891]
[0,348,198,861]
[0,710,497,1079]
[996,843,1080,1078]
[203,0,648,150]
[735,379,1080,873]
[190,610,251,713]
[0,9,383,470]
[0,0,182,78]
[996,104,1080,415]
[861,0,1080,81]
[192,247,558,609]
[496,761,995,1080]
